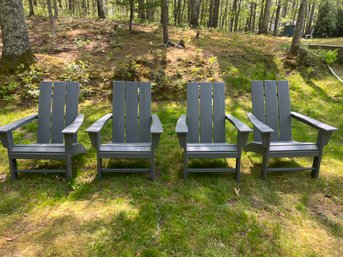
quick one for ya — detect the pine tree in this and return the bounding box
[313,0,336,38]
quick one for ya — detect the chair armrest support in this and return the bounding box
[0,114,38,134]
[226,114,252,148]
[290,112,338,132]
[86,113,112,149]
[176,114,188,148]
[62,114,84,135]
[151,114,163,149]
[247,113,273,148]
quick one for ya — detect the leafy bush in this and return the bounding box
[0,82,18,102]
[113,60,141,81]
[313,1,337,38]
[317,49,338,65]
[60,60,93,83]
[16,64,45,101]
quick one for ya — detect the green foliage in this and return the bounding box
[317,49,338,65]
[0,82,17,102]
[313,1,337,38]
[16,63,45,101]
[113,59,141,81]
[60,60,93,83]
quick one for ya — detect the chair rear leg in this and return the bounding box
[150,152,155,181]
[97,155,102,180]
[183,152,188,180]
[235,158,241,183]
[9,158,18,180]
[66,154,72,180]
[311,153,323,179]
[261,154,269,180]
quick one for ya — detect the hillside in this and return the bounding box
[0,18,342,256]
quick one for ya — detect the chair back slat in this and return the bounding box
[200,82,213,143]
[139,82,151,142]
[251,80,292,142]
[252,81,265,141]
[187,82,226,143]
[213,82,225,142]
[278,80,292,141]
[37,81,80,144]
[187,82,200,143]
[265,81,279,141]
[37,82,53,143]
[112,81,152,143]
[125,82,139,143]
[51,82,66,143]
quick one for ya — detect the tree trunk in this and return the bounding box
[258,0,264,32]
[96,0,105,18]
[274,0,281,36]
[190,0,201,27]
[28,0,35,16]
[138,0,146,19]
[290,0,307,54]
[129,0,134,31]
[47,0,56,37]
[251,2,256,32]
[176,0,182,24]
[161,0,169,45]
[259,0,271,34]
[53,0,59,18]
[305,1,315,35]
[0,0,35,73]
[234,0,241,31]
[230,0,238,32]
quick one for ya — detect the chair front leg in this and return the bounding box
[150,151,155,180]
[260,133,271,180]
[64,134,74,180]
[0,132,17,180]
[236,132,249,182]
[183,151,188,180]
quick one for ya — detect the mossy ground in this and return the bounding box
[0,18,342,256]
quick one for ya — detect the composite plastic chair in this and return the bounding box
[245,80,338,179]
[86,81,163,179]
[176,82,252,181]
[0,81,86,180]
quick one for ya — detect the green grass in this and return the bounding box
[0,19,343,256]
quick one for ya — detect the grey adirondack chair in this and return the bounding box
[86,81,163,179]
[245,80,338,179]
[0,81,86,180]
[176,82,252,181]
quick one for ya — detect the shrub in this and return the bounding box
[317,49,338,65]
[113,60,141,81]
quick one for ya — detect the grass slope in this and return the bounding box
[0,18,342,256]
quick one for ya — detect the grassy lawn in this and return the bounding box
[0,18,342,256]
[305,37,343,46]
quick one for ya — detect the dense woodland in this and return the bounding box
[19,0,343,35]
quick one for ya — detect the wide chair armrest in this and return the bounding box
[247,113,274,134]
[151,114,163,134]
[225,114,252,133]
[176,114,188,148]
[151,114,163,149]
[0,114,38,134]
[62,114,85,135]
[176,114,188,134]
[226,114,252,147]
[290,112,338,132]
[86,113,112,134]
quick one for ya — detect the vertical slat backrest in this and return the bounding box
[187,82,200,143]
[51,82,66,143]
[277,80,292,141]
[251,80,292,142]
[200,83,213,143]
[213,82,225,142]
[37,82,53,143]
[37,81,80,144]
[112,81,152,143]
[125,82,139,143]
[264,81,279,141]
[186,82,226,143]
